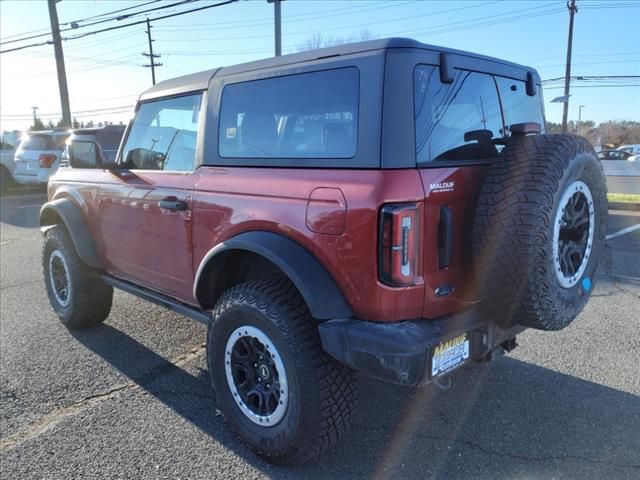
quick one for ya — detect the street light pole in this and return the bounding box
[268,0,283,56]
[561,0,578,134]
[578,105,585,136]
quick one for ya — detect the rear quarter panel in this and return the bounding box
[193,167,427,322]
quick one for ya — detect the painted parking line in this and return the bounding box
[606,223,640,240]
[15,204,43,209]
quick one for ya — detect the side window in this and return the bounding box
[495,76,545,134]
[121,93,202,171]
[219,67,359,159]
[414,66,504,164]
[71,141,99,168]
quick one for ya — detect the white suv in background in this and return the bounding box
[13,130,69,186]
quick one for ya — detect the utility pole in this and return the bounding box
[142,18,162,85]
[578,105,585,136]
[268,0,283,56]
[47,0,71,128]
[561,0,578,134]
[31,106,39,125]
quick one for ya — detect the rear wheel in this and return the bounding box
[473,135,607,331]
[207,276,356,465]
[43,226,113,329]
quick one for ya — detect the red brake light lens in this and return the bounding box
[378,203,419,286]
[39,154,57,168]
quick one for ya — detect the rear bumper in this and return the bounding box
[13,171,51,185]
[318,311,524,387]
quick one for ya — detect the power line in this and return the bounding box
[1,105,135,119]
[0,0,196,46]
[0,0,239,54]
[61,0,162,24]
[542,75,640,84]
[0,1,161,43]
[155,0,421,31]
[163,4,564,58]
[544,84,640,89]
[156,0,502,41]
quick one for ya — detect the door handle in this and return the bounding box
[159,196,187,211]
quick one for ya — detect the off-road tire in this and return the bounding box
[43,225,113,329]
[207,276,356,465]
[473,134,607,331]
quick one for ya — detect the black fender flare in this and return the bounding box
[39,198,102,269]
[193,231,353,320]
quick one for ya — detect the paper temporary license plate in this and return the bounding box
[431,334,470,377]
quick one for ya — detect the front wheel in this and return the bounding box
[207,276,356,465]
[43,226,113,329]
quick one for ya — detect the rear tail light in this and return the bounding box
[39,154,57,168]
[378,203,420,286]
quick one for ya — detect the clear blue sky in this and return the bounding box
[1,0,639,131]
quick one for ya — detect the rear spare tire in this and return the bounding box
[473,134,607,331]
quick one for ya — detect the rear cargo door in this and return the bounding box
[413,66,504,318]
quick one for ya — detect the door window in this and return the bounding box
[414,66,504,164]
[121,93,203,171]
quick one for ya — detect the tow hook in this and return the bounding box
[483,336,519,362]
[502,337,518,352]
[433,374,452,390]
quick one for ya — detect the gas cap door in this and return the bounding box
[305,187,347,235]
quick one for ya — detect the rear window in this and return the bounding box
[495,77,545,133]
[96,131,124,151]
[20,134,68,151]
[219,67,359,159]
[95,131,125,162]
[414,66,504,164]
[414,65,544,165]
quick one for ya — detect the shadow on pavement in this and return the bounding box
[73,323,640,480]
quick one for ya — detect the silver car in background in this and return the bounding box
[12,130,69,186]
[1,140,17,195]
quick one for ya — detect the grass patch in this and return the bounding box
[608,193,640,203]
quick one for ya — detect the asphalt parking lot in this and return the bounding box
[1,192,639,480]
[606,176,640,195]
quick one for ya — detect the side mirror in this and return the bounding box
[124,148,165,170]
[68,140,101,169]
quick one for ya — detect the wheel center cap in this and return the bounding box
[258,364,270,380]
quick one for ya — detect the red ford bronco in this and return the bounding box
[40,38,607,464]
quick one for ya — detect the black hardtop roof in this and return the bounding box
[70,124,126,136]
[140,37,538,100]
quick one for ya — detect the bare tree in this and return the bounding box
[296,29,377,52]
